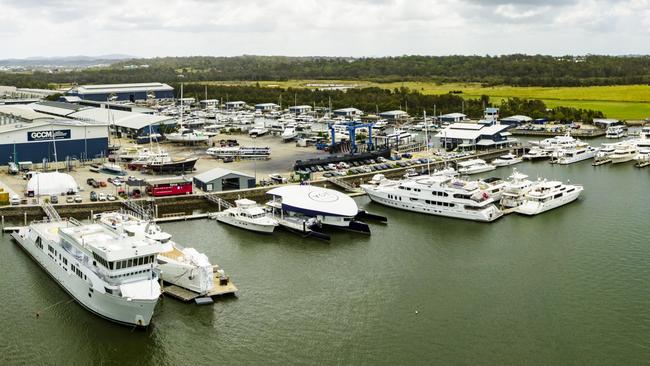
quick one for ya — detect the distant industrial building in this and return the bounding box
[193,168,256,192]
[289,105,312,114]
[379,110,408,121]
[500,115,533,127]
[255,103,280,112]
[436,122,515,150]
[225,101,246,110]
[439,113,467,124]
[66,82,174,102]
[1,86,60,99]
[333,108,363,118]
[0,106,108,164]
[200,99,220,108]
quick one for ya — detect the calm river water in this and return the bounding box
[1,155,649,365]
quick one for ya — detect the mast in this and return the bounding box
[424,110,431,175]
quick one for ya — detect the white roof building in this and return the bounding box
[73,83,173,95]
[379,110,408,120]
[333,107,363,117]
[436,122,515,149]
[266,185,358,217]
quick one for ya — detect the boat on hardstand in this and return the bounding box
[142,150,198,174]
[96,211,217,295]
[514,180,583,215]
[11,219,168,327]
[211,199,279,233]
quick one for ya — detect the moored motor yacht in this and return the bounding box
[457,159,496,175]
[499,169,536,208]
[361,173,503,222]
[610,143,639,164]
[514,180,583,215]
[551,145,597,165]
[211,199,279,233]
[492,153,522,167]
[606,125,626,139]
[12,219,168,327]
[97,211,216,295]
[522,147,550,160]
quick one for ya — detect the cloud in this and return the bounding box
[0,0,648,58]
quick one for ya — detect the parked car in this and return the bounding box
[98,193,107,201]
[90,191,98,202]
[50,195,58,204]
[87,178,97,186]
[74,195,82,203]
[10,194,21,205]
[337,162,350,169]
[66,196,74,203]
[107,194,117,201]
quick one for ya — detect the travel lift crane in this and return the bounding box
[328,121,375,154]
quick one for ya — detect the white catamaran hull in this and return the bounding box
[12,230,158,326]
[363,188,502,222]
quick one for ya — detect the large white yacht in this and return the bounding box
[97,212,215,295]
[457,159,496,175]
[499,169,536,208]
[361,174,503,222]
[491,153,522,167]
[594,143,618,163]
[12,219,169,326]
[514,180,583,215]
[212,199,279,233]
[533,132,579,150]
[551,145,597,164]
[610,143,639,164]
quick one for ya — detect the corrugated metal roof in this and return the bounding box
[379,110,407,116]
[0,105,57,121]
[70,108,175,130]
[74,82,173,95]
[435,122,510,140]
[193,168,253,183]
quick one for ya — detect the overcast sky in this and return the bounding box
[1,0,649,58]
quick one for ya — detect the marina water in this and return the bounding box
[1,157,649,365]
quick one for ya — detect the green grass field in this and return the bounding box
[198,80,650,120]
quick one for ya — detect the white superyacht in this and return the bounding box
[499,169,537,208]
[12,219,169,326]
[457,159,496,175]
[361,174,503,222]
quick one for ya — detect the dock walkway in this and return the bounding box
[163,265,238,303]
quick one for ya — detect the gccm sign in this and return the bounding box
[27,129,71,141]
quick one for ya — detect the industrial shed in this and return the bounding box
[66,82,174,102]
[379,110,408,121]
[193,168,256,192]
[439,113,467,123]
[255,103,280,112]
[289,105,312,114]
[500,115,533,127]
[70,107,176,138]
[333,108,363,118]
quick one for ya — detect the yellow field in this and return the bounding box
[198,80,650,120]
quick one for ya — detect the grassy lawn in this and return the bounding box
[195,80,650,120]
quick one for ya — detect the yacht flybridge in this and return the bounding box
[12,220,170,327]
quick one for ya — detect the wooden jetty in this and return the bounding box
[162,265,237,303]
[592,158,611,166]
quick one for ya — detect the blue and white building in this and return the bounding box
[435,122,515,150]
[333,107,363,118]
[0,105,108,164]
[289,105,312,114]
[254,103,280,112]
[67,83,174,102]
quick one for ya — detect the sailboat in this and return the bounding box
[166,84,210,144]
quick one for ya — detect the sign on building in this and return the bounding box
[27,129,71,142]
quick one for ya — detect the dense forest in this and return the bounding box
[3,55,650,88]
[178,83,604,122]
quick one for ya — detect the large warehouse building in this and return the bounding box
[0,105,108,164]
[66,82,174,102]
[29,101,177,138]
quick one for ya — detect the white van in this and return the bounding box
[10,194,21,206]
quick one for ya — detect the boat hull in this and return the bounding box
[147,157,198,174]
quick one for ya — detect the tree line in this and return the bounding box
[179,83,604,123]
[3,55,650,87]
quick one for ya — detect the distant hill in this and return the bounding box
[0,55,134,68]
